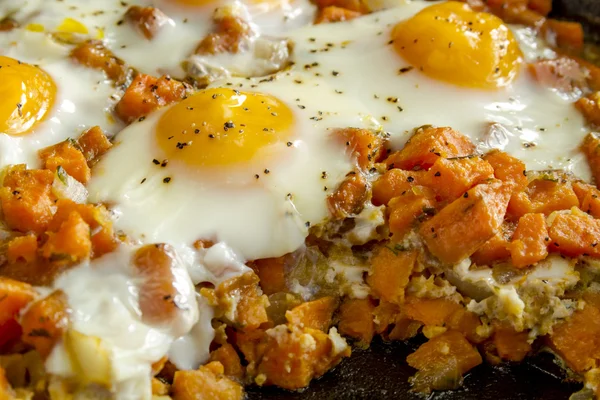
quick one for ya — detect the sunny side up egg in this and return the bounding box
[88,0,590,265]
[0,31,118,168]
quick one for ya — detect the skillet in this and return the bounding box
[247,1,600,398]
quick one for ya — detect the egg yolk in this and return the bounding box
[156,88,294,167]
[391,1,522,89]
[0,56,56,136]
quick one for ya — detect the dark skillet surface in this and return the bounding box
[248,1,598,398]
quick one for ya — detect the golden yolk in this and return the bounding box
[156,88,294,167]
[0,56,56,136]
[391,1,522,89]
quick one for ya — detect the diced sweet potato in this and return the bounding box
[41,211,91,263]
[471,229,511,265]
[49,199,117,257]
[132,244,183,325]
[403,297,462,327]
[419,180,511,264]
[115,74,192,124]
[528,57,588,94]
[510,178,579,218]
[338,298,375,345]
[125,6,168,40]
[77,126,112,165]
[573,181,600,218]
[549,301,600,372]
[424,156,494,202]
[251,256,287,295]
[230,328,266,367]
[172,361,244,400]
[446,308,485,344]
[215,272,269,331]
[493,325,531,362]
[209,343,244,379]
[389,317,423,341]
[327,171,368,218]
[256,326,350,390]
[70,40,131,84]
[196,15,252,55]
[20,290,69,359]
[315,6,362,24]
[0,165,55,234]
[528,0,551,15]
[371,169,427,206]
[577,93,600,128]
[508,213,548,268]
[39,140,90,184]
[285,296,336,331]
[312,0,369,13]
[367,247,417,304]
[384,126,476,171]
[548,211,600,257]
[0,278,36,326]
[6,234,38,264]
[483,150,528,193]
[0,366,14,398]
[407,330,482,393]
[388,191,436,241]
[335,128,386,170]
[542,19,584,50]
[152,377,169,396]
[582,133,600,187]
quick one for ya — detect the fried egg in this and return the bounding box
[0,30,119,168]
[89,0,590,265]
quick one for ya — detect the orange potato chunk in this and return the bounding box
[384,126,476,171]
[215,272,269,331]
[493,325,531,362]
[528,57,588,94]
[6,234,38,264]
[115,74,192,123]
[508,213,548,268]
[172,361,244,400]
[483,150,528,192]
[471,229,511,265]
[424,156,494,202]
[39,140,90,184]
[508,178,579,218]
[20,290,69,359]
[0,165,55,234]
[196,15,252,55]
[542,19,584,50]
[315,6,362,24]
[41,211,92,263]
[338,298,375,345]
[125,6,168,40]
[388,191,436,241]
[327,171,368,218]
[419,180,511,264]
[312,0,369,13]
[0,278,36,326]
[70,40,130,84]
[251,256,287,295]
[285,296,336,331]
[582,133,600,187]
[573,181,600,219]
[371,169,427,206]
[407,330,482,393]
[367,247,417,304]
[548,212,600,257]
[209,343,244,379]
[77,126,112,165]
[334,128,386,170]
[403,297,462,327]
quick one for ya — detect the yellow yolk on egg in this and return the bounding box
[156,88,294,167]
[391,1,522,89]
[0,56,56,136]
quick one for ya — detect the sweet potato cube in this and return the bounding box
[573,181,600,218]
[39,140,90,184]
[528,57,587,94]
[172,361,244,400]
[70,40,130,84]
[582,133,600,187]
[335,128,386,170]
[419,180,511,264]
[338,298,375,345]
[371,169,427,206]
[215,272,268,331]
[403,297,462,327]
[209,344,243,379]
[424,156,494,202]
[7,234,38,264]
[0,278,36,326]
[367,247,417,304]
[508,213,548,268]
[125,6,168,40]
[548,211,600,257]
[388,191,436,241]
[384,127,475,170]
[407,330,482,393]
[77,126,112,165]
[285,296,336,331]
[542,19,584,50]
[251,256,287,295]
[315,6,362,24]
[327,171,368,218]
[483,150,528,192]
[471,229,511,265]
[493,325,531,362]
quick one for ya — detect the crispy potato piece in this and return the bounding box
[582,133,600,186]
[573,181,600,218]
[115,74,192,123]
[371,169,427,206]
[285,296,337,331]
[508,213,548,268]
[424,156,494,203]
[471,228,511,265]
[6,234,38,264]
[493,325,531,362]
[214,272,269,331]
[483,150,528,193]
[172,362,244,400]
[251,256,286,295]
[125,6,168,40]
[195,15,252,55]
[367,247,417,304]
[41,211,92,263]
[77,126,112,165]
[70,40,131,84]
[20,290,69,359]
[338,297,375,345]
[419,180,511,264]
[548,211,600,257]
[39,140,91,184]
[403,297,462,327]
[0,165,55,234]
[388,190,436,241]
[209,343,244,379]
[0,278,36,327]
[315,6,362,24]
[384,126,476,171]
[327,171,369,218]
[334,128,386,170]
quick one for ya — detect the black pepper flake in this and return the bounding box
[263,128,269,132]
[523,170,527,176]
[264,169,270,174]
[407,176,414,183]
[434,171,441,177]
[554,242,560,247]
[398,66,413,74]
[305,221,311,227]
[463,192,469,198]
[545,237,550,242]
[321,171,327,179]
[152,159,160,165]
[138,116,146,122]
[140,178,146,184]
[593,243,598,247]
[161,160,168,167]
[332,71,339,76]
[194,129,200,134]
[176,142,188,149]
[298,105,306,109]
[163,177,171,183]
[287,142,293,147]
[387,97,398,103]
[323,186,328,191]
[255,174,260,179]
[208,134,215,139]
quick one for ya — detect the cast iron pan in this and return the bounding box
[247,1,600,399]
